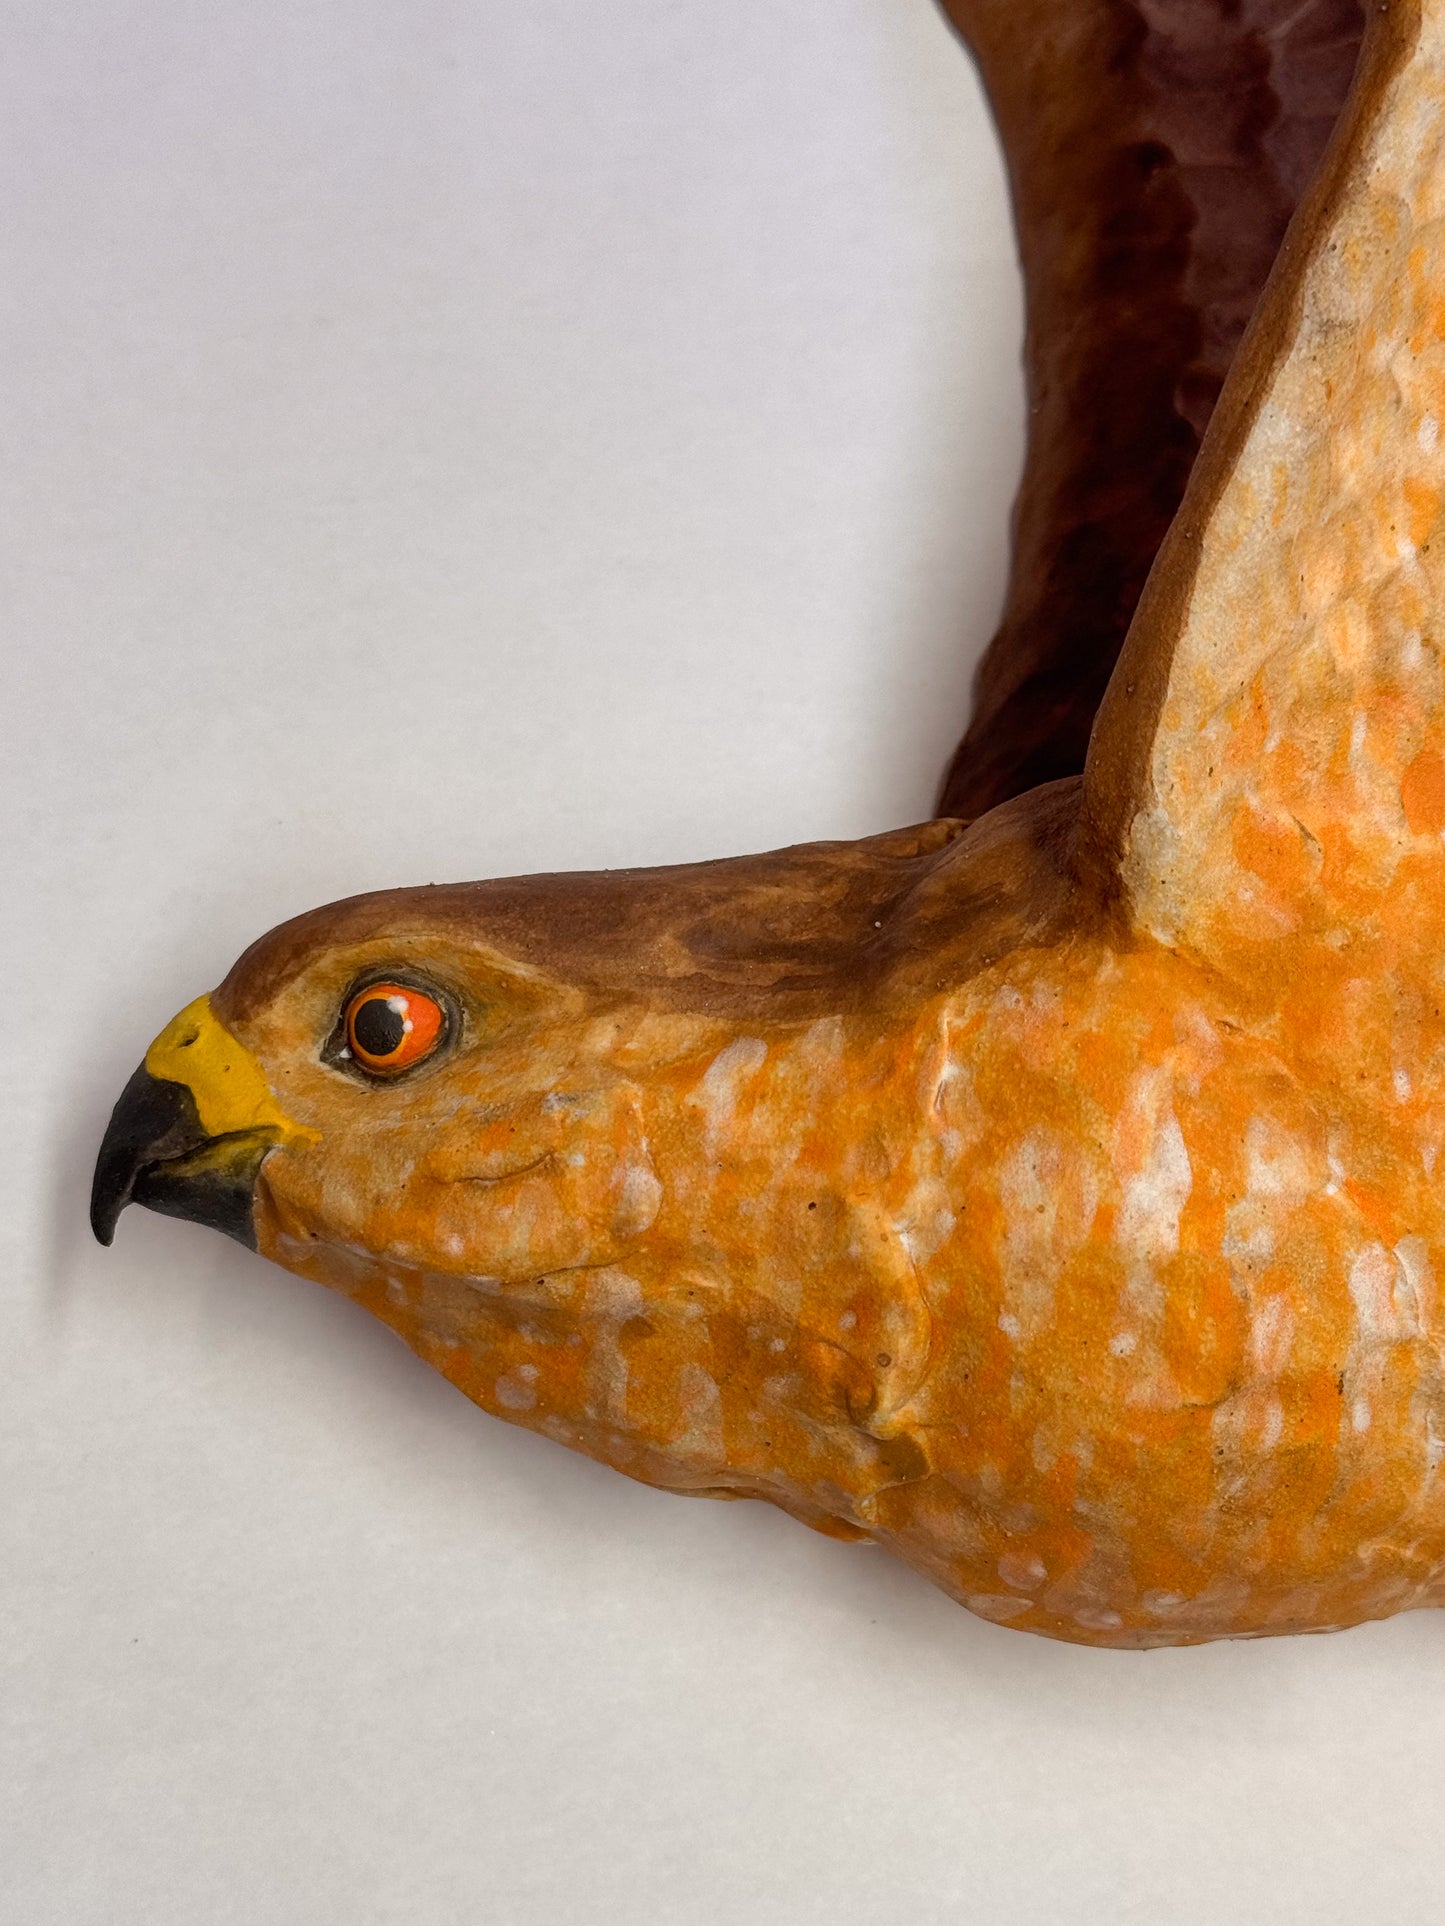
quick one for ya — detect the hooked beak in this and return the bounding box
[90,995,317,1250]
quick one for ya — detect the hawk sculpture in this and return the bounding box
[96,0,1445,1647]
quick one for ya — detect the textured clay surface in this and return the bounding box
[95,0,1445,1645]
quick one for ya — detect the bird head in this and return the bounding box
[90,803,1076,1263]
[93,819,953,1256]
[89,799,1072,1517]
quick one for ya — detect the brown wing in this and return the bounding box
[936,0,1365,820]
[1082,0,1445,979]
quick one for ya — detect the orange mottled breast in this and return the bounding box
[873,942,1445,1643]
[250,929,1445,1647]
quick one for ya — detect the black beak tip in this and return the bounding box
[90,1062,204,1251]
[90,1060,267,1253]
[90,1063,163,1247]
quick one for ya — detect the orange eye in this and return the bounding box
[343,982,446,1075]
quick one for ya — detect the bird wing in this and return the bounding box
[937,0,1365,819]
[1082,0,1445,985]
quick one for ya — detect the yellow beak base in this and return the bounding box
[91,996,314,1248]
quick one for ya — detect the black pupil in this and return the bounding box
[352,995,406,1059]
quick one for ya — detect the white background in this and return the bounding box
[5,2,1443,1920]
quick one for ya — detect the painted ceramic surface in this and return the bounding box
[193,810,1445,1649]
[95,0,1445,1645]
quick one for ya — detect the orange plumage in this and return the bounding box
[95,0,1445,1645]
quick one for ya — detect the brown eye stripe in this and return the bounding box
[343,983,445,1074]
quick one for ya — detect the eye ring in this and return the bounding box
[340,980,448,1077]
